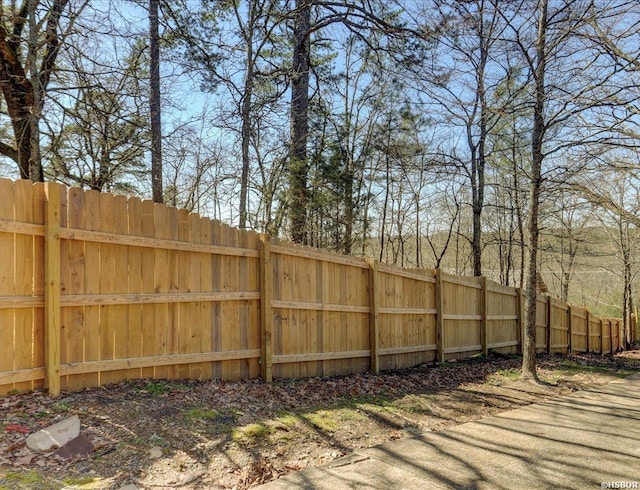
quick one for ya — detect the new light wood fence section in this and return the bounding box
[0,180,625,396]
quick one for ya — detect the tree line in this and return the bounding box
[0,0,638,379]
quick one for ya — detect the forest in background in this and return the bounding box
[0,0,637,330]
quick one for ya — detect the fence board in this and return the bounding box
[14,181,35,392]
[198,216,213,380]
[62,187,85,391]
[127,197,143,381]
[0,181,16,393]
[110,195,130,384]
[185,213,199,380]
[602,319,611,354]
[570,306,588,352]
[32,183,46,391]
[210,219,222,379]
[378,268,436,370]
[535,296,548,352]
[246,230,261,379]
[83,191,101,388]
[224,225,243,379]
[611,319,620,352]
[165,206,180,380]
[589,315,602,353]
[175,208,191,380]
[550,298,569,354]
[441,273,483,360]
[140,200,156,379]
[486,279,518,354]
[97,193,117,385]
[270,246,370,378]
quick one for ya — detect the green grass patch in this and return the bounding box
[140,380,170,395]
[52,402,71,413]
[232,423,274,441]
[346,392,395,408]
[391,394,432,414]
[133,379,190,396]
[299,410,340,432]
[274,410,299,427]
[61,476,99,486]
[0,470,58,490]
[558,360,637,377]
[185,407,220,422]
[487,368,521,384]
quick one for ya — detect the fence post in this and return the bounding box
[610,319,615,354]
[44,183,61,397]
[481,277,488,356]
[516,288,524,354]
[259,234,273,383]
[567,304,573,354]
[586,309,591,353]
[435,269,445,362]
[546,296,552,354]
[367,259,380,374]
[600,318,604,354]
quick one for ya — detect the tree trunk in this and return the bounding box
[379,125,392,262]
[289,0,311,244]
[0,0,71,181]
[0,26,35,179]
[27,0,43,181]
[150,0,163,203]
[620,219,633,349]
[239,1,257,230]
[521,0,548,382]
[239,63,252,229]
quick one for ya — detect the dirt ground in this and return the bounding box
[2,351,639,490]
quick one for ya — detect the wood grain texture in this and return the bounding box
[0,179,625,395]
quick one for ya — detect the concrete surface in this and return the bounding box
[259,374,640,489]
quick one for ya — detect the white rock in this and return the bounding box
[118,485,140,490]
[149,446,163,459]
[26,415,81,452]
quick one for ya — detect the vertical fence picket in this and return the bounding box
[546,296,552,354]
[140,200,156,379]
[516,289,524,354]
[435,270,445,363]
[127,197,143,381]
[481,277,488,356]
[44,183,61,397]
[260,234,273,382]
[14,181,35,393]
[367,259,380,373]
[567,305,573,353]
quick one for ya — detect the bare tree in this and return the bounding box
[285,0,422,244]
[47,38,149,192]
[499,0,639,379]
[573,167,639,349]
[541,190,593,302]
[163,0,289,229]
[414,0,508,276]
[0,0,87,180]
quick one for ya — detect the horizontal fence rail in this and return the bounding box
[0,179,631,396]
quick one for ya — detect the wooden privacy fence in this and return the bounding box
[0,179,626,396]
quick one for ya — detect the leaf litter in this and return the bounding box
[1,352,639,489]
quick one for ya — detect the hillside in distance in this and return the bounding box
[363,225,635,318]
